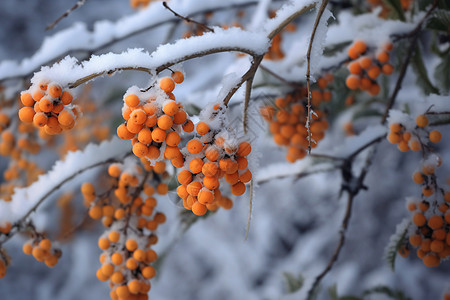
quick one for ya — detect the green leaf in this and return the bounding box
[323,41,352,57]
[328,284,338,300]
[283,272,304,293]
[434,50,450,94]
[427,9,450,33]
[384,219,409,271]
[411,46,440,95]
[362,285,412,300]
[382,0,406,21]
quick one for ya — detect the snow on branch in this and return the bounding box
[0,0,266,81]
[30,26,270,88]
[0,138,130,226]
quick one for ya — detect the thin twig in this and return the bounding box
[381,0,438,124]
[259,64,300,88]
[163,2,214,32]
[256,166,338,185]
[245,179,253,240]
[306,0,329,153]
[243,76,254,134]
[46,0,88,31]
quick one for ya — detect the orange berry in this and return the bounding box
[111,271,124,284]
[376,51,389,63]
[125,257,138,270]
[202,162,218,177]
[412,171,424,184]
[33,113,48,127]
[196,122,209,135]
[416,115,428,128]
[21,92,34,106]
[367,66,381,79]
[358,56,372,69]
[162,101,178,116]
[389,123,402,133]
[18,107,35,123]
[108,231,120,243]
[189,158,204,174]
[382,64,394,75]
[346,75,360,90]
[412,212,426,227]
[173,110,187,124]
[23,243,33,255]
[39,239,52,251]
[348,47,359,59]
[231,182,246,196]
[130,110,147,125]
[187,139,203,154]
[198,189,214,204]
[157,183,168,195]
[60,91,73,105]
[89,206,102,220]
[117,123,135,140]
[430,240,444,253]
[182,120,194,132]
[165,131,181,146]
[142,266,156,279]
[177,185,189,199]
[409,139,421,151]
[237,141,251,157]
[205,146,220,161]
[383,42,394,51]
[187,181,202,196]
[203,176,219,190]
[239,169,252,183]
[58,110,74,126]
[192,201,207,215]
[125,239,138,252]
[429,130,441,143]
[52,103,64,114]
[171,71,184,84]
[224,172,240,185]
[423,253,440,267]
[157,115,173,130]
[428,215,443,229]
[125,94,140,107]
[348,61,362,74]
[422,186,433,197]
[151,127,167,143]
[32,90,45,101]
[353,40,367,55]
[409,234,421,247]
[160,77,175,93]
[177,170,193,186]
[387,132,401,144]
[48,84,62,98]
[133,142,149,158]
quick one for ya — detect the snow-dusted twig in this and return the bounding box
[259,64,301,88]
[306,0,329,153]
[256,166,338,185]
[163,1,214,33]
[381,0,438,124]
[46,0,89,31]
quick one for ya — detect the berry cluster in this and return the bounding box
[387,113,442,152]
[260,89,329,163]
[117,71,193,168]
[177,123,252,215]
[19,82,80,135]
[345,40,394,96]
[22,238,61,268]
[81,158,167,299]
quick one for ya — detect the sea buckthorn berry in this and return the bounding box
[33,113,48,127]
[192,201,207,216]
[353,40,367,55]
[346,75,360,90]
[48,84,62,98]
[398,246,410,258]
[412,212,426,227]
[163,101,179,116]
[177,170,193,185]
[423,253,440,267]
[21,92,34,106]
[32,90,45,101]
[151,127,166,143]
[387,132,401,144]
[60,91,73,105]
[231,182,246,196]
[389,123,401,133]
[130,110,147,125]
[133,142,149,158]
[101,263,114,277]
[428,215,444,229]
[431,240,444,253]
[96,269,108,281]
[171,71,184,84]
[58,110,74,126]
[165,131,181,146]
[117,124,135,140]
[358,56,372,69]
[108,231,120,243]
[157,183,168,195]
[154,212,166,224]
[376,51,389,63]
[142,266,156,279]
[348,61,362,74]
[202,162,218,177]
[409,234,421,247]
[182,120,194,132]
[418,201,429,212]
[240,169,253,183]
[128,280,141,295]
[205,146,220,161]
[187,181,202,196]
[108,164,122,178]
[39,239,52,251]
[189,158,204,174]
[160,77,175,93]
[187,139,203,154]
[125,94,140,107]
[23,243,33,255]
[89,206,103,220]
[367,66,381,79]
[111,271,124,284]
[422,186,433,197]
[237,141,251,157]
[173,110,187,124]
[409,139,421,151]
[126,257,138,270]
[157,115,173,130]
[429,130,441,143]
[98,237,110,250]
[111,252,123,265]
[416,115,428,128]
[177,185,189,199]
[198,189,214,204]
[18,107,35,123]
[196,122,209,135]
[382,64,394,75]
